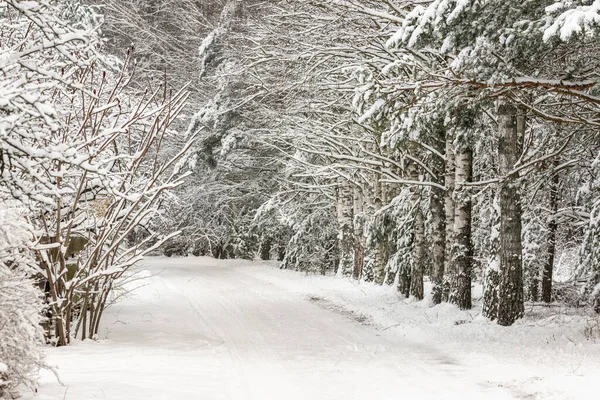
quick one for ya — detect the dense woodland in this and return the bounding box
[3,0,600,397]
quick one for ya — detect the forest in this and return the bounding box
[2,0,600,399]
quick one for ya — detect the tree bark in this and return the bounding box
[353,185,365,279]
[372,233,386,284]
[430,125,446,305]
[397,262,411,298]
[483,195,501,320]
[260,238,271,260]
[482,263,500,320]
[497,100,524,326]
[449,144,473,310]
[337,180,355,276]
[277,242,286,261]
[542,164,559,303]
[372,172,386,284]
[362,212,375,283]
[409,161,424,300]
[442,129,455,302]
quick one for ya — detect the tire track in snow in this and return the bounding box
[159,260,515,400]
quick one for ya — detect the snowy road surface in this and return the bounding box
[27,257,599,400]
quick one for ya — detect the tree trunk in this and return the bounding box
[385,266,396,285]
[483,195,501,319]
[430,125,446,305]
[372,234,386,284]
[449,143,473,310]
[482,264,500,320]
[442,129,455,302]
[529,274,540,302]
[409,162,424,300]
[277,242,286,261]
[430,189,445,304]
[260,238,271,260]
[497,101,524,326]
[362,212,375,282]
[337,180,354,276]
[397,262,411,298]
[372,170,386,284]
[542,164,559,303]
[353,185,365,279]
[410,208,425,299]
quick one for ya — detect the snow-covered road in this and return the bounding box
[27,257,599,400]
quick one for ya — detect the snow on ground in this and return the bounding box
[24,257,600,400]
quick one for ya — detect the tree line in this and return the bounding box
[144,0,600,326]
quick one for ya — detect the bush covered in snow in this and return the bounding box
[0,204,44,398]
